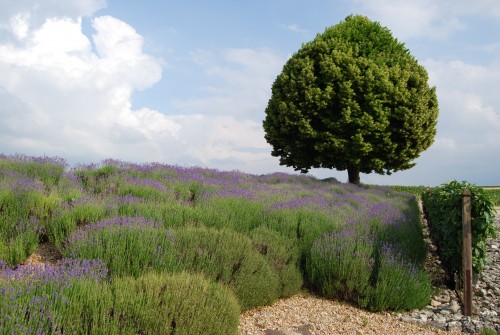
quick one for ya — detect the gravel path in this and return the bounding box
[238,293,462,335]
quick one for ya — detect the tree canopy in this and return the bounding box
[263,15,438,184]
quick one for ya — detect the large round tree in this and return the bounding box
[263,15,438,184]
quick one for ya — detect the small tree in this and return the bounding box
[263,15,438,184]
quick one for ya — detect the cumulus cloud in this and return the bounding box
[387,57,500,185]
[166,47,289,171]
[170,114,271,169]
[0,0,106,25]
[0,3,286,173]
[173,48,285,120]
[0,5,181,163]
[353,0,500,40]
[281,23,308,34]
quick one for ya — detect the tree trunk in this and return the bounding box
[347,166,360,185]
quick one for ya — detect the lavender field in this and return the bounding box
[0,154,431,334]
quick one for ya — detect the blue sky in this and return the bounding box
[0,0,499,185]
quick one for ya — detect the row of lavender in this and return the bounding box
[1,154,431,333]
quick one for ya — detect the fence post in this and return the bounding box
[462,188,473,316]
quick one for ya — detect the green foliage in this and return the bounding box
[422,180,497,276]
[389,185,429,199]
[1,155,436,321]
[110,272,240,335]
[263,15,438,184]
[73,163,122,195]
[266,207,342,254]
[372,198,427,266]
[369,248,431,311]
[1,272,240,335]
[63,217,180,277]
[173,227,280,310]
[48,198,109,248]
[0,230,39,265]
[306,195,431,311]
[480,328,499,335]
[117,181,170,201]
[193,197,266,232]
[484,188,500,206]
[0,170,61,264]
[306,225,374,307]
[250,226,303,297]
[306,221,432,312]
[0,154,67,188]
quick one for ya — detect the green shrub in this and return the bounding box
[117,178,172,201]
[170,181,208,205]
[48,197,109,248]
[250,226,303,297]
[0,172,59,264]
[193,197,266,232]
[73,163,123,195]
[0,154,67,187]
[306,222,432,311]
[0,230,39,265]
[389,185,428,199]
[484,188,500,206]
[174,227,280,310]
[266,207,341,253]
[371,198,427,266]
[0,259,111,334]
[1,266,239,335]
[422,180,498,276]
[306,225,374,307]
[368,245,431,311]
[63,216,180,277]
[111,272,240,335]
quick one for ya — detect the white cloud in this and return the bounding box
[0,6,181,163]
[353,0,500,40]
[0,0,106,25]
[172,114,270,166]
[281,23,308,34]
[174,48,285,119]
[433,137,457,151]
[9,13,30,40]
[166,47,290,171]
[0,4,285,174]
[390,58,500,185]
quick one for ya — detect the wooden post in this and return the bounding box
[462,188,473,316]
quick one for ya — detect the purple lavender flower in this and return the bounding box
[0,259,108,283]
[64,216,164,248]
[127,177,167,191]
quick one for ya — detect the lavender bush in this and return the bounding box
[307,224,375,307]
[0,169,53,264]
[0,154,67,187]
[1,154,434,330]
[307,200,431,311]
[0,259,109,334]
[250,226,303,297]
[173,227,280,310]
[48,197,109,248]
[111,272,240,335]
[369,243,431,311]
[63,216,179,277]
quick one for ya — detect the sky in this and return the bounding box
[0,0,499,186]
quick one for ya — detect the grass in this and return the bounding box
[484,188,500,206]
[1,154,438,333]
